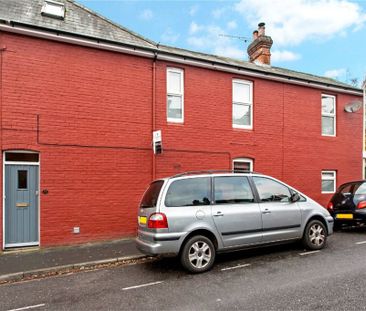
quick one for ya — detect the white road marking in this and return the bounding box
[7,304,45,311]
[221,263,251,271]
[299,250,320,256]
[122,281,164,291]
[355,241,366,245]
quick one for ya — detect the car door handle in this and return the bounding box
[262,209,271,214]
[213,212,224,217]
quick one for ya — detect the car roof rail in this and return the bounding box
[171,170,263,178]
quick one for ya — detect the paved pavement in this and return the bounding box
[0,238,142,278]
[1,228,366,310]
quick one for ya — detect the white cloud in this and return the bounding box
[139,9,153,21]
[235,0,366,46]
[187,23,244,59]
[227,20,237,30]
[189,21,201,35]
[189,5,198,16]
[324,68,346,79]
[271,50,301,62]
[212,7,226,19]
[161,28,180,44]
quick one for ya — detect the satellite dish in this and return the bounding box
[344,101,362,113]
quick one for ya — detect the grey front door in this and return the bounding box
[5,165,39,247]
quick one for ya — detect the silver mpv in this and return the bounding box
[136,171,334,273]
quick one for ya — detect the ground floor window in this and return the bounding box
[321,170,336,193]
[233,158,253,173]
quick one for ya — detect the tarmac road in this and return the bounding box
[1,228,366,311]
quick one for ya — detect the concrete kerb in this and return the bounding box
[0,254,147,284]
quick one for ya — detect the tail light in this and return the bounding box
[148,213,168,229]
[327,202,333,211]
[357,201,366,209]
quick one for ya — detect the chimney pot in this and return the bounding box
[258,22,265,36]
[252,30,258,40]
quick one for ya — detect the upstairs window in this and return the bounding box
[233,158,253,173]
[321,171,336,193]
[232,79,253,129]
[167,68,184,123]
[321,95,336,136]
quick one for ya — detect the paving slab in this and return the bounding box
[0,238,142,276]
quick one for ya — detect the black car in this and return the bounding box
[327,180,366,228]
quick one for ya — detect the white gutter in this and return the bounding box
[0,22,363,96]
[0,23,155,59]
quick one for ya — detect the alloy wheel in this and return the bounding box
[309,223,325,247]
[188,241,212,269]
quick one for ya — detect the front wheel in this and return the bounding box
[180,235,215,273]
[302,220,327,250]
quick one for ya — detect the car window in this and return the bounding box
[253,177,291,202]
[165,177,211,207]
[339,183,353,195]
[214,176,254,204]
[354,183,366,196]
[140,180,164,208]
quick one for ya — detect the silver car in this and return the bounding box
[136,171,334,273]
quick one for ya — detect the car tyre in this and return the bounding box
[180,235,215,273]
[302,220,327,250]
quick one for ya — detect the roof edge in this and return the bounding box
[0,18,362,96]
[67,0,156,47]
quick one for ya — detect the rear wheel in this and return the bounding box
[302,220,327,250]
[180,235,215,273]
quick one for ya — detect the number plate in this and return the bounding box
[138,216,147,225]
[336,214,353,219]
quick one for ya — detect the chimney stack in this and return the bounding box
[247,22,273,65]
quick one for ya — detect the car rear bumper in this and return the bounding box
[331,210,366,225]
[135,230,183,256]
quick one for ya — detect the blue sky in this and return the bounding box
[78,0,366,87]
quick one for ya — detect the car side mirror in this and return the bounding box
[290,192,300,203]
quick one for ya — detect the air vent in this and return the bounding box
[41,0,65,20]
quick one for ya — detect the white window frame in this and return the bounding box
[233,158,253,172]
[167,68,184,123]
[321,170,336,194]
[232,79,253,130]
[321,94,336,137]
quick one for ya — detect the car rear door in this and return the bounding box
[252,176,302,242]
[211,176,262,247]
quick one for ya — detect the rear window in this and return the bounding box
[140,180,164,208]
[354,183,366,196]
[165,177,211,207]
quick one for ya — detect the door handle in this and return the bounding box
[213,211,224,217]
[262,209,271,214]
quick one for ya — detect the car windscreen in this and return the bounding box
[140,180,164,208]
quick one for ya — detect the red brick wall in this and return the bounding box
[0,32,363,248]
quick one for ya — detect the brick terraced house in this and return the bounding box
[0,0,363,250]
